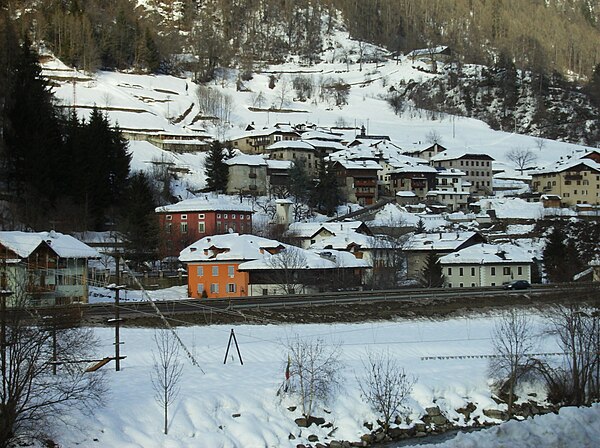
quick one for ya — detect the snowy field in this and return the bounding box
[48,310,600,448]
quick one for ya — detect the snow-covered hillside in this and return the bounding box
[40,29,594,197]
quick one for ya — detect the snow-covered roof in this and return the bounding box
[156,194,253,213]
[396,191,417,197]
[532,158,600,175]
[406,46,449,58]
[334,159,382,171]
[0,231,100,259]
[439,243,534,265]
[431,150,494,162]
[238,248,369,271]
[309,231,376,250]
[179,233,369,269]
[224,154,267,167]
[179,233,283,263]
[301,130,344,142]
[230,126,300,141]
[437,168,466,176]
[304,139,346,151]
[391,164,438,174]
[286,221,367,239]
[406,231,482,252]
[267,140,316,151]
[266,159,293,170]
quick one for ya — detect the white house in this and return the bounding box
[439,243,534,288]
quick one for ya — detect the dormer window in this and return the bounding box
[181,214,187,220]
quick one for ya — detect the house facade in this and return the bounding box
[439,243,534,287]
[156,194,254,257]
[333,160,381,206]
[531,159,600,207]
[229,126,300,154]
[430,151,494,196]
[0,231,99,306]
[404,231,487,280]
[225,154,268,196]
[179,234,369,298]
[389,164,438,199]
[267,140,322,176]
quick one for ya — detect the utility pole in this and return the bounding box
[109,256,124,371]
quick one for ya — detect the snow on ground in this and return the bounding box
[48,306,598,448]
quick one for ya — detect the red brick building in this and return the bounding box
[156,194,254,257]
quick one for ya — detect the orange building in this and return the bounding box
[179,234,283,299]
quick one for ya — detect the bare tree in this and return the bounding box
[0,283,105,447]
[534,137,546,152]
[489,309,537,418]
[283,336,342,419]
[358,351,416,432]
[536,305,600,406]
[151,328,184,435]
[506,147,538,174]
[425,129,443,145]
[266,246,308,295]
[276,76,291,110]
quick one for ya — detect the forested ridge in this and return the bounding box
[4,0,600,79]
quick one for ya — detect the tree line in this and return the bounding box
[0,19,159,262]
[6,0,600,80]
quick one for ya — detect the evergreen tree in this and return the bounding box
[204,140,229,192]
[419,252,445,288]
[287,159,312,204]
[120,172,159,265]
[415,218,426,234]
[312,160,340,216]
[543,225,584,283]
[3,38,63,201]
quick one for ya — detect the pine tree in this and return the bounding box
[3,37,63,201]
[120,172,159,265]
[204,140,229,192]
[415,218,426,234]
[312,160,340,216]
[419,252,445,288]
[543,226,583,283]
[287,159,312,203]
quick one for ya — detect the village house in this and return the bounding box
[266,159,293,196]
[333,159,381,206]
[430,150,494,196]
[229,125,300,154]
[531,159,600,207]
[389,164,438,199]
[439,243,534,288]
[156,194,254,257]
[224,154,268,196]
[403,142,448,161]
[179,234,369,298]
[0,231,99,306]
[285,221,373,249]
[425,168,470,211]
[266,140,323,176]
[404,231,487,281]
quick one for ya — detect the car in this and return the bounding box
[503,280,531,290]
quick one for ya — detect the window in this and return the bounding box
[447,267,452,275]
[491,267,496,276]
[212,266,219,276]
[217,214,221,219]
[518,266,523,275]
[262,289,268,295]
[224,214,228,219]
[459,267,463,276]
[197,284,204,294]
[503,267,511,275]
[231,214,236,219]
[166,215,172,221]
[181,214,187,220]
[471,267,475,276]
[247,215,251,220]
[210,283,219,293]
[165,223,172,234]
[197,266,204,277]
[459,283,464,287]
[180,222,188,233]
[199,213,205,219]
[227,283,236,293]
[198,222,205,233]
[228,266,235,278]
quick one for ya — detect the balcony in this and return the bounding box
[565,174,582,181]
[248,172,257,179]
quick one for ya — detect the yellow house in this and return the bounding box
[531,159,600,207]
